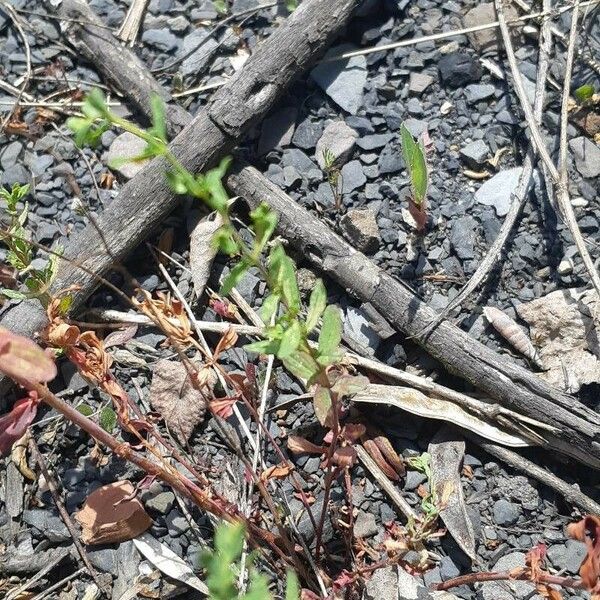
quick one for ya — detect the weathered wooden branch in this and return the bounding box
[0,0,360,393]
[226,164,600,468]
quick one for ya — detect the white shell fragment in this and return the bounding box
[483,306,543,368]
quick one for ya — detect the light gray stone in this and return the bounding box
[354,511,378,538]
[340,208,380,253]
[311,44,367,115]
[341,160,366,194]
[569,137,600,178]
[106,132,149,179]
[315,120,358,169]
[409,72,434,94]
[481,553,534,600]
[474,167,523,217]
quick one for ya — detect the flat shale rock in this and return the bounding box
[474,167,523,217]
[311,44,367,115]
[569,137,600,178]
[340,207,379,253]
[106,132,149,179]
[315,120,358,169]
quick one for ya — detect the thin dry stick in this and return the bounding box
[355,445,417,521]
[29,568,87,600]
[420,0,553,338]
[495,0,600,298]
[0,1,32,131]
[28,438,110,597]
[116,0,150,45]
[434,568,583,592]
[464,431,600,515]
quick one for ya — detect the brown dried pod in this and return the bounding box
[362,439,400,481]
[372,435,405,478]
[483,306,543,367]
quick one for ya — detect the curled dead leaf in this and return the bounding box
[287,435,323,455]
[567,515,600,594]
[0,326,57,388]
[332,446,357,469]
[260,462,294,482]
[75,481,152,545]
[189,213,223,298]
[362,439,400,481]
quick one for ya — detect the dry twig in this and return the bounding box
[116,0,150,45]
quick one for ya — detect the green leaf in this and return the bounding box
[204,156,232,212]
[214,521,245,562]
[213,0,228,14]
[58,294,73,315]
[305,279,326,332]
[285,0,298,11]
[0,288,28,300]
[77,403,94,417]
[245,339,281,355]
[318,305,342,358]
[400,123,428,205]
[250,202,278,254]
[313,385,332,427]
[82,88,109,119]
[165,170,190,195]
[99,406,117,432]
[575,83,595,102]
[285,570,300,600]
[282,350,320,382]
[280,255,301,315]
[260,293,280,323]
[277,321,303,359]
[220,261,249,297]
[242,572,273,600]
[212,226,240,255]
[149,93,167,142]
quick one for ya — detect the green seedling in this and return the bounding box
[400,122,429,232]
[201,522,299,599]
[321,147,343,210]
[0,183,62,304]
[213,0,228,15]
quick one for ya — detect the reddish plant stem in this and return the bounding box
[433,569,584,592]
[32,382,288,562]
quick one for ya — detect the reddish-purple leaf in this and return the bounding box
[408,198,428,232]
[0,326,57,387]
[104,324,138,349]
[0,392,40,456]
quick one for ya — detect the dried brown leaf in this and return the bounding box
[332,446,357,469]
[372,435,405,477]
[287,435,323,455]
[189,213,223,298]
[149,359,214,444]
[260,462,294,482]
[75,481,152,545]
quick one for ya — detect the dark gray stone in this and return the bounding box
[142,28,179,52]
[569,137,600,178]
[22,509,70,543]
[258,106,297,155]
[465,83,495,104]
[438,52,482,87]
[291,118,323,149]
[460,139,489,168]
[450,215,477,260]
[493,498,520,526]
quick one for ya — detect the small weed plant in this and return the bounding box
[400,122,429,232]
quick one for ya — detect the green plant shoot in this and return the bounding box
[400,123,428,206]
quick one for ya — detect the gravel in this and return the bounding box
[474,167,524,217]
